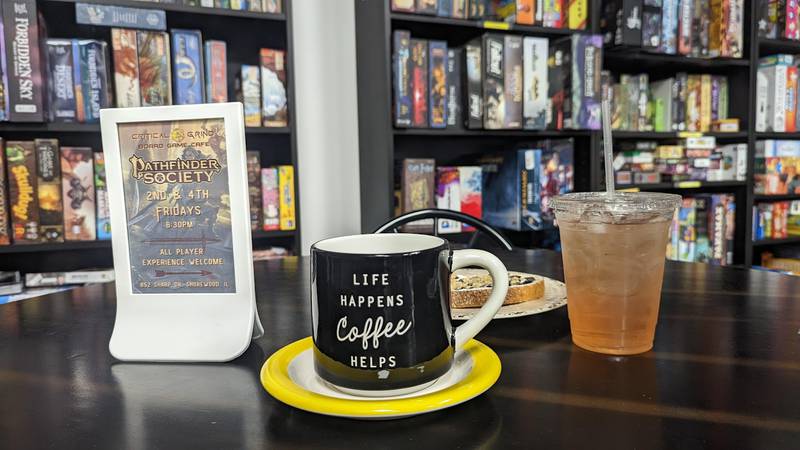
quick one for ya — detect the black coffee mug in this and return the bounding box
[311,233,508,396]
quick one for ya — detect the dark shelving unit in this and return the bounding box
[752,237,800,247]
[355,1,766,267]
[0,0,299,273]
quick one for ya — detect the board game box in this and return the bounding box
[459,166,482,231]
[401,158,435,231]
[571,34,602,130]
[5,141,39,242]
[204,40,227,103]
[239,65,261,127]
[393,30,412,127]
[503,35,522,129]
[278,165,295,230]
[435,167,461,234]
[78,40,111,123]
[261,167,279,231]
[60,147,96,241]
[483,33,504,129]
[246,151,262,230]
[3,0,44,121]
[410,39,428,127]
[137,31,172,106]
[547,37,571,130]
[0,139,9,244]
[260,48,288,127]
[428,40,447,128]
[35,139,64,242]
[171,29,205,105]
[464,39,483,129]
[481,149,542,231]
[111,28,141,108]
[45,40,76,122]
[446,48,462,129]
[94,152,111,240]
[523,37,548,130]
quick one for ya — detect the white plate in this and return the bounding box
[451,276,567,320]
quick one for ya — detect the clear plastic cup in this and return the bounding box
[550,192,682,355]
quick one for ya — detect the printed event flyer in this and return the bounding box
[117,118,236,294]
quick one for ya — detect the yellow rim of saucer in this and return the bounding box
[260,337,501,417]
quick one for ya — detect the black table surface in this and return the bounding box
[2,249,800,449]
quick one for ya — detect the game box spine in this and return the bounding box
[446,48,462,129]
[416,0,438,15]
[410,39,428,128]
[700,74,712,131]
[278,165,295,231]
[6,141,39,243]
[788,66,798,132]
[660,0,679,53]
[78,40,111,123]
[459,166,482,231]
[401,158,435,231]
[572,34,601,130]
[3,0,43,122]
[171,29,205,105]
[60,147,95,241]
[261,167,279,231]
[137,31,172,106]
[620,0,644,46]
[785,0,799,40]
[437,0,452,17]
[0,138,9,244]
[483,34,504,129]
[428,40,447,129]
[519,148,543,230]
[435,167,461,234]
[45,40,76,122]
[547,37,570,130]
[263,0,281,13]
[452,0,467,18]
[70,41,84,123]
[503,35,522,129]
[111,28,141,108]
[391,0,415,13]
[567,0,587,29]
[523,37,548,130]
[246,151,262,231]
[642,4,662,51]
[517,0,535,25]
[464,39,483,129]
[393,30,412,128]
[204,40,227,103]
[239,65,261,127]
[93,152,111,240]
[260,48,288,127]
[678,0,694,55]
[35,138,63,242]
[727,0,743,57]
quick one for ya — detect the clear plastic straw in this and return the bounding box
[602,98,615,195]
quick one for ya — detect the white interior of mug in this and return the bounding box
[313,234,445,255]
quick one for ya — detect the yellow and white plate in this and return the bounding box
[451,276,567,320]
[260,337,501,420]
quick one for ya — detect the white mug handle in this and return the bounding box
[450,249,509,351]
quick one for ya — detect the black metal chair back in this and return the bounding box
[373,209,513,251]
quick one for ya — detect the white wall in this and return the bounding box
[291,0,362,255]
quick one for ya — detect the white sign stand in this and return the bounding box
[101,103,263,362]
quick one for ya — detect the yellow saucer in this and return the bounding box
[260,337,501,420]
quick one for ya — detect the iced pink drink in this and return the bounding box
[550,192,681,355]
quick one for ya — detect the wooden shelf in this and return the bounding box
[252,230,295,238]
[394,128,592,137]
[0,240,112,254]
[754,194,800,202]
[604,50,749,69]
[617,180,747,191]
[755,131,800,139]
[45,0,286,21]
[390,12,581,37]
[613,131,748,140]
[752,237,800,247]
[758,38,800,55]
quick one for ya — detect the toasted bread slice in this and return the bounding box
[450,269,544,308]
